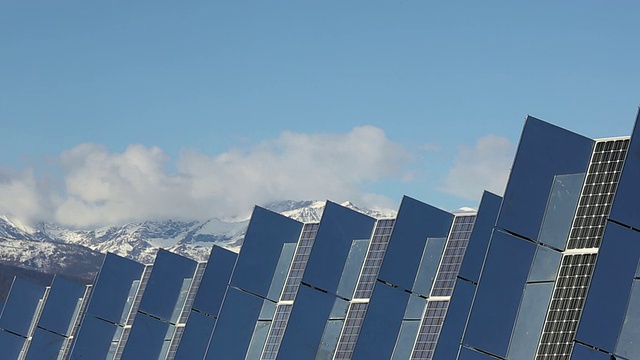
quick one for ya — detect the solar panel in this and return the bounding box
[536,139,629,359]
[279,223,319,301]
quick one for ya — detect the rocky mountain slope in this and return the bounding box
[0,201,395,281]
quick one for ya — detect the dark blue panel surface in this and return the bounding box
[463,230,536,358]
[528,245,562,283]
[25,327,65,360]
[206,287,264,360]
[575,222,640,353]
[138,249,197,322]
[303,201,375,294]
[411,237,446,296]
[378,196,453,291]
[391,320,420,360]
[335,239,369,299]
[507,282,554,359]
[120,314,170,360]
[459,192,502,283]
[351,283,409,360]
[230,206,303,300]
[496,116,593,241]
[0,330,25,360]
[458,346,502,360]
[85,253,144,324]
[616,280,640,359]
[37,276,85,336]
[192,247,236,316]
[537,173,584,250]
[278,284,339,359]
[69,316,118,359]
[433,279,476,360]
[610,110,640,229]
[174,311,216,360]
[0,277,45,336]
[570,342,612,360]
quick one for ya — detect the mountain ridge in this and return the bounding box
[0,200,396,281]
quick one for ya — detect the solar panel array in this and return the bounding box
[354,219,396,299]
[431,215,476,297]
[332,219,396,359]
[280,223,320,302]
[567,139,629,249]
[410,215,476,360]
[260,304,294,359]
[260,223,319,359]
[333,302,369,359]
[536,138,629,360]
[411,300,449,360]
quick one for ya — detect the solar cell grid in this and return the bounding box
[536,137,628,360]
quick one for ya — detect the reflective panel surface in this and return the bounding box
[496,116,593,241]
[25,327,65,360]
[0,277,44,336]
[351,282,409,360]
[537,173,584,250]
[528,245,562,283]
[174,310,216,360]
[610,110,640,229]
[277,284,340,359]
[192,246,237,315]
[458,346,502,360]
[206,287,264,360]
[615,279,640,359]
[335,239,369,299]
[0,330,25,360]
[433,279,475,360]
[391,320,420,360]
[507,282,553,359]
[464,230,536,358]
[459,191,502,283]
[379,196,453,291]
[230,206,303,299]
[137,249,197,323]
[265,243,296,302]
[412,237,446,296]
[303,201,375,294]
[120,314,170,360]
[84,253,144,324]
[575,222,640,353]
[37,276,85,336]
[69,316,118,359]
[569,342,612,360]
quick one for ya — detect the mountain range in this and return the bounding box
[0,200,395,289]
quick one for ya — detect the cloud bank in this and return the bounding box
[440,135,515,200]
[0,126,410,228]
[0,127,515,228]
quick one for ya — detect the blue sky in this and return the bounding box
[2,2,640,227]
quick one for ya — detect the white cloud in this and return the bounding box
[1,126,410,228]
[0,168,48,225]
[440,135,515,200]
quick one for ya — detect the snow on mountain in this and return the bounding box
[0,200,396,278]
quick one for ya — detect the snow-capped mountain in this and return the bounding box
[0,201,395,281]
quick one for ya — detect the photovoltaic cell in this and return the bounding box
[431,215,476,297]
[333,302,369,359]
[567,139,628,249]
[410,215,476,360]
[259,223,319,359]
[354,219,396,299]
[280,223,319,301]
[536,139,629,360]
[260,304,293,359]
[332,219,396,359]
[536,253,597,359]
[411,300,448,360]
